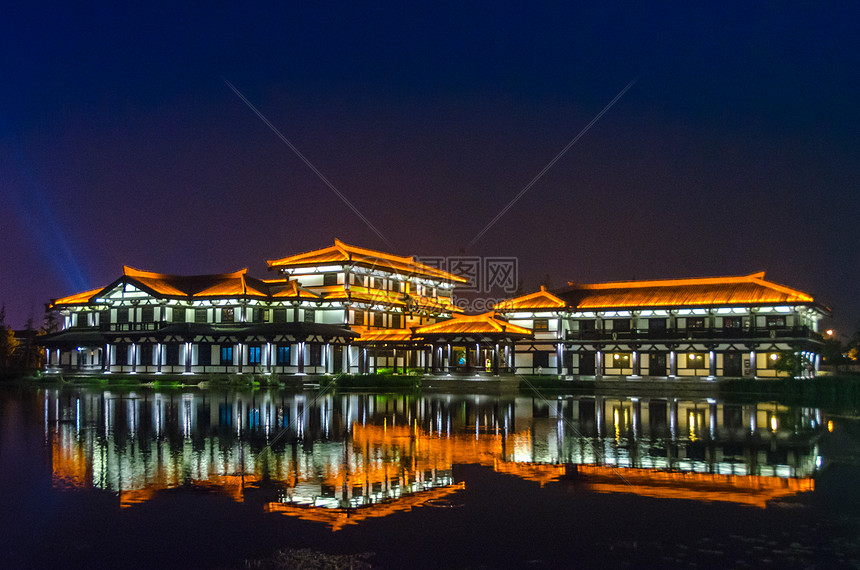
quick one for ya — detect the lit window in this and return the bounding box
[723,316,742,329]
[222,308,235,323]
[686,353,707,368]
[533,318,549,331]
[687,317,706,329]
[766,352,781,369]
[766,316,786,328]
[277,345,290,364]
[220,345,233,364]
[611,353,631,368]
[248,345,261,364]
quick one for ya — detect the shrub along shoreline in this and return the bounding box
[5,370,860,411]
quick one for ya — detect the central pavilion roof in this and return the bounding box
[414,312,532,336]
[266,238,468,283]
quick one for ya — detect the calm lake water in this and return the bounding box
[2,385,860,568]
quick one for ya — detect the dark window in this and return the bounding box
[353,311,365,326]
[198,344,211,366]
[222,308,235,323]
[166,344,180,366]
[766,315,786,328]
[277,345,290,364]
[687,317,706,329]
[373,277,384,290]
[351,273,364,286]
[323,273,338,286]
[373,312,384,328]
[141,306,154,322]
[611,353,631,368]
[195,308,208,323]
[612,319,630,332]
[76,312,90,327]
[140,344,153,365]
[648,318,667,331]
[649,352,667,375]
[578,319,596,331]
[304,309,315,323]
[533,352,550,369]
[248,345,261,364]
[173,307,186,323]
[98,311,108,327]
[533,318,549,331]
[390,314,401,329]
[309,344,322,366]
[220,345,233,364]
[254,308,266,323]
[116,308,129,324]
[723,316,742,329]
[391,280,401,293]
[273,308,287,322]
[115,343,127,365]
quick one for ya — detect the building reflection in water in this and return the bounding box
[44,389,824,530]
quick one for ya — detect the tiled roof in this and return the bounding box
[50,287,104,307]
[122,266,271,299]
[415,312,532,336]
[562,272,815,309]
[357,328,415,343]
[493,286,565,311]
[50,267,301,308]
[266,238,468,283]
[497,272,818,312]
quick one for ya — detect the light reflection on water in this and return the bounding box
[42,388,825,529]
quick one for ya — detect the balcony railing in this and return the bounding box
[565,326,821,342]
[99,321,166,332]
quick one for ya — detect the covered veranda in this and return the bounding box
[356,313,533,376]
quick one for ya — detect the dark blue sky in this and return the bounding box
[2,3,858,334]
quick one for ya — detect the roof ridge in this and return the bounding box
[748,274,813,301]
[571,272,769,290]
[123,265,248,280]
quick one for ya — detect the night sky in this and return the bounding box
[1,4,858,334]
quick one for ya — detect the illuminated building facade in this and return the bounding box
[41,239,464,375]
[495,273,828,378]
[41,241,828,379]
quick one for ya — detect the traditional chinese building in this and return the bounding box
[41,241,828,380]
[494,273,829,378]
[41,239,464,375]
